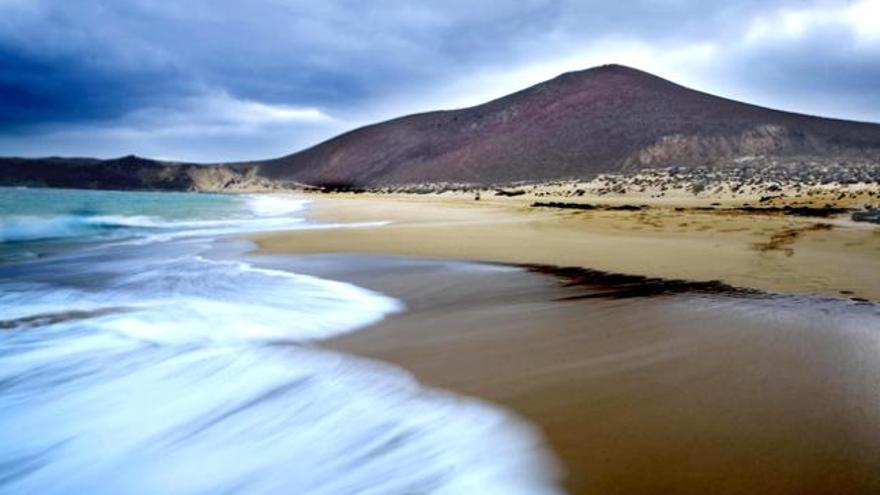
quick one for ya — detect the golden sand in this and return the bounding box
[254,194,880,301]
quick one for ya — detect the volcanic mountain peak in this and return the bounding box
[252,64,880,186]
[3,64,880,190]
[530,63,664,89]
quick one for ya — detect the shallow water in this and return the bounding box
[0,188,561,495]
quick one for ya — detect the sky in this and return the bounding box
[0,0,878,162]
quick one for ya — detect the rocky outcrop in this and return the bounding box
[0,156,304,192]
[625,125,827,169]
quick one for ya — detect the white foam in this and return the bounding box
[245,194,311,216]
[0,246,563,495]
[0,337,562,495]
[1,251,401,344]
[0,192,564,495]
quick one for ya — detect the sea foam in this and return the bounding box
[0,188,563,495]
[245,194,311,216]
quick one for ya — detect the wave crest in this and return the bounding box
[0,215,159,243]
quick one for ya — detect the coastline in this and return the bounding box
[248,194,880,494]
[0,188,570,494]
[249,252,880,495]
[4,185,878,493]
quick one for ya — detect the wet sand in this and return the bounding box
[254,254,880,495]
[250,196,880,494]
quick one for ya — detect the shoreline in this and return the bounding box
[250,252,880,495]
[253,193,880,301]
[248,195,880,493]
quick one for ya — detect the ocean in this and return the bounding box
[0,188,560,495]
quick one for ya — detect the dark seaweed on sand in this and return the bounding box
[521,264,760,299]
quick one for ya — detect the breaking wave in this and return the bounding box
[0,187,562,495]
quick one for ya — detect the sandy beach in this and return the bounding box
[251,252,880,495]
[249,195,880,494]
[255,194,880,301]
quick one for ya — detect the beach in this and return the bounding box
[3,187,878,494]
[255,193,880,301]
[252,194,880,494]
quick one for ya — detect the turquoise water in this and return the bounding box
[0,187,240,220]
[0,188,560,495]
[0,188,313,262]
[0,188,310,255]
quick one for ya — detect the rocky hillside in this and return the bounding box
[252,64,880,186]
[3,64,880,190]
[0,156,281,192]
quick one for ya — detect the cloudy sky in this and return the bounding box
[1,0,878,162]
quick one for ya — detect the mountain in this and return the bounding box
[0,155,269,192]
[3,64,880,190]
[252,64,880,186]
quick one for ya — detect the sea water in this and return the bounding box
[0,188,560,495]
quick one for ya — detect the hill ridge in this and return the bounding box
[3,64,879,189]
[251,64,880,185]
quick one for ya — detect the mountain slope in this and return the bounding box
[3,64,879,190]
[254,64,880,185]
[0,155,267,192]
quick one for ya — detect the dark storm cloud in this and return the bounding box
[0,0,877,161]
[0,42,197,130]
